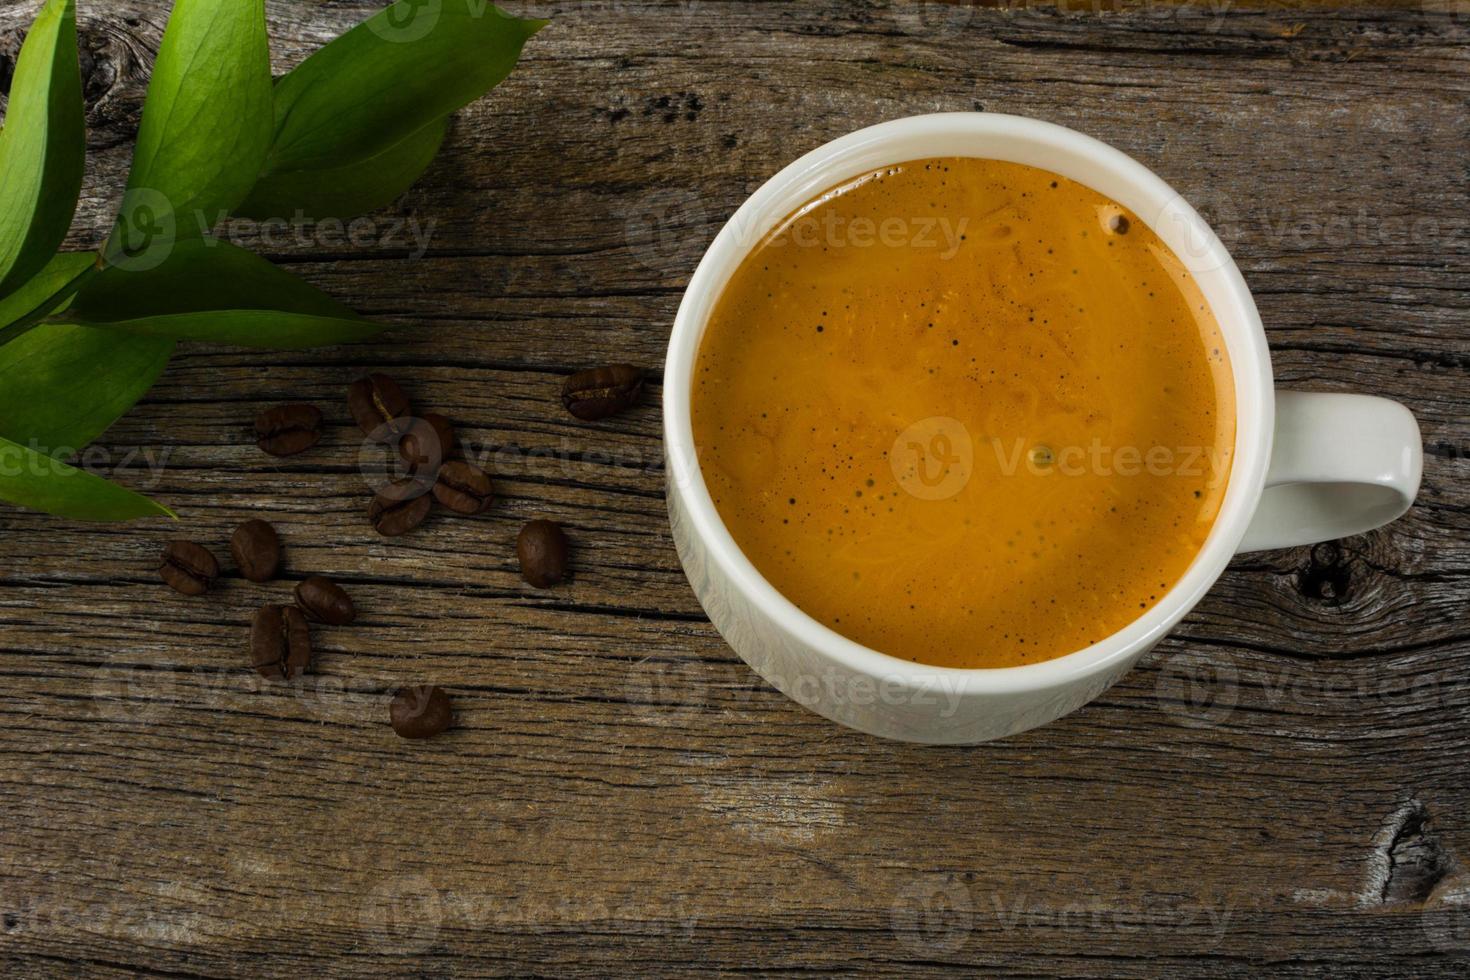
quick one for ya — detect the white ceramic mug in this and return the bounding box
[662,113,1422,744]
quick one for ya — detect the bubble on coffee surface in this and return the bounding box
[1099,205,1131,236]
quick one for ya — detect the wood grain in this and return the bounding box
[1,0,1468,976]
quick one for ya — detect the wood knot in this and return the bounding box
[76,23,136,110]
[78,34,119,105]
[0,35,19,95]
[69,19,153,135]
[1298,541,1352,604]
[1376,800,1456,905]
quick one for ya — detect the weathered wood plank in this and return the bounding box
[0,1,1467,976]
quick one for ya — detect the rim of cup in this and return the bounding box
[663,112,1274,694]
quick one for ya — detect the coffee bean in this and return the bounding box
[348,373,411,439]
[295,575,356,626]
[159,540,219,596]
[390,685,453,739]
[399,413,455,471]
[254,403,323,457]
[368,478,433,536]
[561,364,643,421]
[432,460,493,515]
[250,604,311,680]
[517,519,569,587]
[230,519,280,583]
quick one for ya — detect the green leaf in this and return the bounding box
[66,238,382,349]
[0,251,171,456]
[0,0,85,299]
[74,239,356,319]
[65,310,385,350]
[0,433,172,522]
[235,1,543,221]
[0,325,173,454]
[234,117,449,223]
[106,0,273,259]
[0,250,94,329]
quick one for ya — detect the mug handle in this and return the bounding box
[1237,391,1423,553]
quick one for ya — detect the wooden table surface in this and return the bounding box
[1,0,1467,975]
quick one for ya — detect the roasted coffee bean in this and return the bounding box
[250,604,311,680]
[348,373,411,439]
[517,519,569,588]
[561,364,643,421]
[160,541,220,595]
[295,575,356,626]
[390,685,453,739]
[432,460,493,515]
[399,413,455,470]
[255,403,323,457]
[230,519,280,582]
[368,478,434,536]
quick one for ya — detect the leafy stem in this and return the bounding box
[0,0,542,523]
[0,254,101,347]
